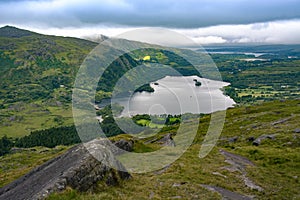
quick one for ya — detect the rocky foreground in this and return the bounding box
[0,139,133,200]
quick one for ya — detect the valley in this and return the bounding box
[0,26,299,199]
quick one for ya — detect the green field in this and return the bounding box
[0,102,73,138]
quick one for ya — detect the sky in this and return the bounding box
[1,0,300,44]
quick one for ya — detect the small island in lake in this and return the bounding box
[134,83,155,93]
[193,79,202,86]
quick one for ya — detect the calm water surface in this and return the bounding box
[112,76,235,116]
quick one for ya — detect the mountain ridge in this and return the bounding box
[0,25,38,38]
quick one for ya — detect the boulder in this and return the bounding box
[294,128,300,133]
[0,139,131,200]
[113,139,134,153]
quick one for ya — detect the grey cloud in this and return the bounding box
[0,0,300,28]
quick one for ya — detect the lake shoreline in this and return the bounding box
[97,75,236,117]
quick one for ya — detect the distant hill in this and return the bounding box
[0,26,37,38]
[0,26,140,136]
[83,34,109,43]
[0,26,98,104]
[202,44,300,57]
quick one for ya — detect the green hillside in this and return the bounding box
[0,26,299,138]
[49,100,300,199]
[0,26,197,137]
[1,100,298,199]
[0,26,98,136]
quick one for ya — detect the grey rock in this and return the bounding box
[220,149,254,168]
[170,196,182,199]
[228,136,238,143]
[242,174,263,192]
[271,117,291,126]
[149,191,155,199]
[247,137,255,142]
[0,139,131,200]
[153,164,171,175]
[172,182,187,187]
[220,150,263,192]
[172,183,182,187]
[113,139,134,153]
[157,134,176,147]
[294,128,300,133]
[201,184,253,200]
[253,134,276,146]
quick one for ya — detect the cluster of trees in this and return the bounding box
[0,125,81,156]
[96,104,125,137]
[100,117,123,137]
[223,86,240,103]
[97,54,138,93]
[0,136,13,156]
[0,119,128,157]
[15,126,80,148]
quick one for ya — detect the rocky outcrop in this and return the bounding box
[201,184,253,200]
[113,139,134,153]
[220,149,263,192]
[157,134,176,147]
[271,117,291,126]
[253,134,276,146]
[0,139,132,200]
[144,133,176,147]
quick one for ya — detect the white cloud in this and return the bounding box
[174,19,300,44]
[2,19,300,45]
[192,36,227,44]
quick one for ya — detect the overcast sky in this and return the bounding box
[1,0,300,44]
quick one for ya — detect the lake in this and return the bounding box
[111,76,235,116]
[206,51,265,57]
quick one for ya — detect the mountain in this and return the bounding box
[203,44,300,57]
[0,26,128,136]
[0,26,37,38]
[83,34,109,43]
[0,26,299,138]
[0,25,97,103]
[0,26,199,137]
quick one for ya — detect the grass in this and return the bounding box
[0,100,299,199]
[0,102,73,138]
[46,99,300,199]
[136,119,165,129]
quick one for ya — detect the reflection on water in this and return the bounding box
[112,76,235,116]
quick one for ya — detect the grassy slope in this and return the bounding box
[1,100,296,199]
[0,27,97,137]
[49,100,299,199]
